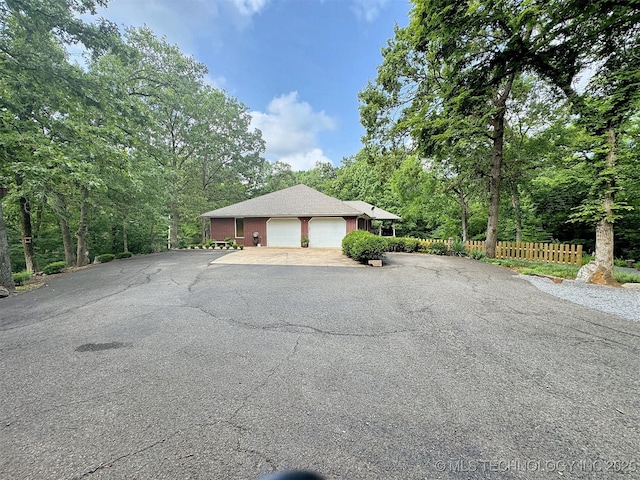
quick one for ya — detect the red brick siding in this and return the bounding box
[243,218,268,246]
[299,217,311,239]
[210,218,234,242]
[345,217,358,233]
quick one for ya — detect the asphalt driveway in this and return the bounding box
[1,250,639,479]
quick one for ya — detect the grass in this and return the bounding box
[482,258,640,283]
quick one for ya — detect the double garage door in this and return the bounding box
[266,217,346,248]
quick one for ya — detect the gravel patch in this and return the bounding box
[519,275,640,322]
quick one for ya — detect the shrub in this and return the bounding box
[12,271,32,286]
[96,253,115,263]
[386,237,405,252]
[342,230,387,263]
[115,251,133,259]
[428,242,449,255]
[451,238,467,257]
[385,237,420,253]
[42,261,66,275]
[581,254,594,265]
[470,249,485,260]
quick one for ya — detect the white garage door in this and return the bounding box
[309,217,346,248]
[267,218,301,247]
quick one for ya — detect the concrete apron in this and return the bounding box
[210,247,363,267]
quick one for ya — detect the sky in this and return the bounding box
[90,0,412,170]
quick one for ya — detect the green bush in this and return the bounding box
[470,250,485,260]
[42,261,66,275]
[385,237,420,253]
[581,254,594,265]
[614,258,628,267]
[115,251,133,259]
[342,230,387,263]
[96,253,116,263]
[12,271,32,285]
[428,242,449,255]
[385,237,405,252]
[451,238,467,257]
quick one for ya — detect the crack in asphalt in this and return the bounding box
[189,304,410,338]
[0,265,158,331]
[229,335,301,421]
[72,432,178,479]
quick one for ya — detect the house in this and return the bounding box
[201,184,400,248]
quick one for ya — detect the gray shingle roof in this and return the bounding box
[201,184,369,218]
[343,201,401,220]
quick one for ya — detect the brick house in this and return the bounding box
[201,184,400,248]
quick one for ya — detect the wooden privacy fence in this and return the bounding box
[420,239,583,265]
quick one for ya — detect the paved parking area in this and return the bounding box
[211,247,362,267]
[1,250,639,479]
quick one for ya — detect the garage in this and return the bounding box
[267,218,301,247]
[308,217,346,248]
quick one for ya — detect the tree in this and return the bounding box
[0,0,119,275]
[514,0,640,284]
[360,0,539,257]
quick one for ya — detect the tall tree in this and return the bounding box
[511,0,640,284]
[0,0,119,276]
[360,0,536,257]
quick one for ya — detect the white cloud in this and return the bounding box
[231,0,269,16]
[250,92,337,171]
[203,73,226,89]
[351,0,388,22]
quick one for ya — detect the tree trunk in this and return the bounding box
[485,115,505,258]
[76,186,90,267]
[592,127,618,286]
[123,220,128,253]
[511,182,523,243]
[59,215,76,266]
[457,189,469,242]
[170,202,179,249]
[0,200,16,294]
[485,76,515,258]
[18,195,38,272]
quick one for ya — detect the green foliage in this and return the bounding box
[96,253,115,263]
[42,261,66,275]
[451,238,467,257]
[342,230,387,263]
[385,237,421,253]
[12,271,32,286]
[428,242,449,256]
[115,251,133,259]
[469,250,485,260]
[615,271,640,284]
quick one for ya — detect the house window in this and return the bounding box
[235,218,244,238]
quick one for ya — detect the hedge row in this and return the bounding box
[343,234,478,264]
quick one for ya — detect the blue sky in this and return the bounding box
[92,0,412,170]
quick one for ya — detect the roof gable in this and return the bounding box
[201,184,366,218]
[343,201,401,220]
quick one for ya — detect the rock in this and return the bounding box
[0,286,11,298]
[576,262,598,283]
[576,261,619,286]
[368,259,383,267]
[621,283,640,290]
